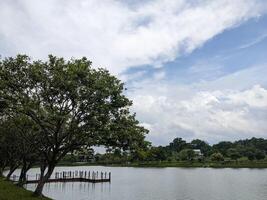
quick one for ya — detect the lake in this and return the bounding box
[8,166,267,200]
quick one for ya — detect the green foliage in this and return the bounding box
[91,136,267,164]
[178,149,195,161]
[0,55,148,195]
[212,141,233,156]
[210,152,224,161]
[190,139,211,156]
[255,150,265,160]
[168,138,187,152]
[0,55,148,155]
[227,148,241,160]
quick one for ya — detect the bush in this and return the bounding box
[210,152,224,161]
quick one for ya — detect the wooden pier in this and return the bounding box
[11,170,111,184]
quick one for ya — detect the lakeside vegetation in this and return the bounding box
[61,137,267,168]
[0,177,50,200]
[59,159,267,168]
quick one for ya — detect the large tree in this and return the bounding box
[0,55,148,196]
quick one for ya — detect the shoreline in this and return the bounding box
[57,160,267,169]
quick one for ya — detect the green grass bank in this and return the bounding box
[0,177,51,200]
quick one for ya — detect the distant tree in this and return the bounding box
[210,152,224,162]
[227,148,241,161]
[212,141,233,156]
[74,147,94,162]
[178,149,195,161]
[130,140,151,161]
[168,138,187,152]
[255,150,265,160]
[134,150,148,161]
[190,139,211,156]
[146,146,167,161]
[247,152,255,161]
[0,55,148,196]
[249,137,267,152]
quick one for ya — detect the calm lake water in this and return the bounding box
[8,166,267,200]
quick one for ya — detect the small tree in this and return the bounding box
[210,152,224,161]
[0,55,147,196]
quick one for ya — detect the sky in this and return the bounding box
[1,0,267,145]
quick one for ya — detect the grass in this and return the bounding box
[0,177,51,200]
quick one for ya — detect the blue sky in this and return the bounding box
[1,0,267,145]
[124,14,267,85]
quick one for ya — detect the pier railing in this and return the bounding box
[11,170,111,184]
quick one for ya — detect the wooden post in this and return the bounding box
[109,172,111,181]
[88,171,90,179]
[105,172,107,179]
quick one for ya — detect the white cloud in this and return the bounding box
[0,0,266,74]
[226,85,267,108]
[129,65,267,145]
[1,0,267,145]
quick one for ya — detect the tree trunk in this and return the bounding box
[6,164,19,180]
[33,163,55,197]
[17,160,33,187]
[39,162,47,180]
[0,162,7,177]
[17,162,27,187]
[0,168,3,177]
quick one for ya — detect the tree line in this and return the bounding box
[0,55,148,196]
[90,137,267,164]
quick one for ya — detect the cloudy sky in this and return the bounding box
[1,0,267,145]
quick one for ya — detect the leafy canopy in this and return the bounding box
[0,55,148,163]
